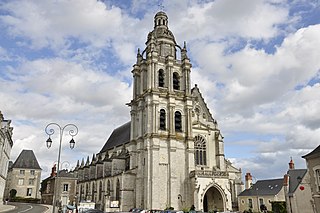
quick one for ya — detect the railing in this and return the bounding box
[190,170,228,178]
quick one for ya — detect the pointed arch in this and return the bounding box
[116,178,120,201]
[106,180,111,196]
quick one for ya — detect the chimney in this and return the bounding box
[289,157,295,170]
[51,164,57,177]
[245,172,253,189]
[283,174,289,186]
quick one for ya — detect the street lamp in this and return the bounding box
[45,123,78,213]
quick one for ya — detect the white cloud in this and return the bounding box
[1,0,319,181]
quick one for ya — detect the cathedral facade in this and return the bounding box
[74,11,243,212]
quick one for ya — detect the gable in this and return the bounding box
[191,85,214,123]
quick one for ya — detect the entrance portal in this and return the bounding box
[203,186,224,212]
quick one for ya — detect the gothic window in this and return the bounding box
[92,182,95,201]
[99,181,102,201]
[125,157,130,171]
[160,109,166,130]
[106,180,111,196]
[175,111,182,132]
[85,183,89,200]
[194,135,207,166]
[116,179,120,201]
[173,72,180,90]
[159,69,165,87]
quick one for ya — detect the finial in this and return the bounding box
[183,41,187,49]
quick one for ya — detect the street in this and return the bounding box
[3,202,49,213]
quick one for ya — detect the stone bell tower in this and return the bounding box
[129,11,195,209]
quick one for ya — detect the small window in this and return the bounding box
[248,198,253,208]
[316,169,320,191]
[29,179,34,185]
[18,178,24,185]
[63,184,68,192]
[30,170,35,175]
[175,111,182,132]
[26,188,32,196]
[173,72,180,90]
[259,198,264,205]
[20,170,25,175]
[160,109,166,130]
[159,70,165,87]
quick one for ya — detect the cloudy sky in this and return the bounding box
[1,0,319,181]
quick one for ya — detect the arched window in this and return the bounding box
[92,182,95,202]
[99,181,102,201]
[116,179,120,201]
[175,111,182,132]
[173,72,180,90]
[158,69,164,87]
[125,157,130,171]
[160,109,166,130]
[106,180,111,196]
[194,135,207,166]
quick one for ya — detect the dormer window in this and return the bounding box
[173,72,180,90]
[159,69,165,87]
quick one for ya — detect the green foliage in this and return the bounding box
[10,196,40,204]
[271,201,286,213]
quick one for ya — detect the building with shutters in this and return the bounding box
[73,11,243,212]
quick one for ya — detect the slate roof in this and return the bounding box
[302,144,320,159]
[99,121,131,153]
[287,169,307,195]
[238,178,283,196]
[12,149,41,170]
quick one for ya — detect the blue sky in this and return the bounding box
[0,0,320,181]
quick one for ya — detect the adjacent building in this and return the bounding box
[4,149,42,200]
[74,11,243,212]
[40,164,77,208]
[0,111,14,205]
[238,173,285,212]
[302,145,320,212]
[283,158,313,213]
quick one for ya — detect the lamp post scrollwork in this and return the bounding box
[45,123,78,213]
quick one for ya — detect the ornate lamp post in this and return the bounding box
[45,123,78,213]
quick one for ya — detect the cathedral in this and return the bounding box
[74,11,243,212]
